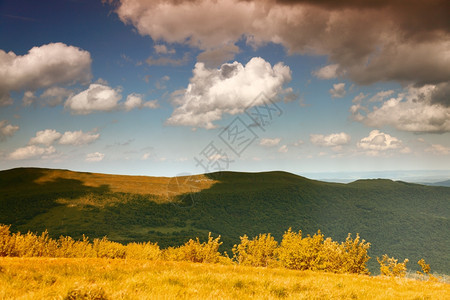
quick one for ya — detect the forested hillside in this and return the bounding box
[0,168,448,274]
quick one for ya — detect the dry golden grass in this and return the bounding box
[34,169,216,203]
[0,257,448,299]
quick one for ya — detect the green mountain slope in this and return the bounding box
[0,168,449,274]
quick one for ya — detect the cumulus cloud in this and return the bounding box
[357,130,409,156]
[113,0,450,90]
[329,83,346,98]
[85,152,105,162]
[425,144,450,155]
[65,83,122,114]
[352,85,450,133]
[29,129,62,146]
[260,138,281,147]
[124,93,159,111]
[0,120,19,141]
[59,130,100,146]
[310,132,351,148]
[0,43,91,104]
[313,64,339,79]
[166,57,291,129]
[65,83,159,114]
[8,145,56,160]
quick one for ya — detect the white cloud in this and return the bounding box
[65,84,158,114]
[368,90,394,102]
[124,93,143,111]
[425,144,450,155]
[357,130,403,154]
[310,132,351,147]
[278,145,288,153]
[142,152,151,160]
[22,91,36,106]
[0,43,91,104]
[313,64,339,79]
[0,120,19,141]
[59,130,100,146]
[166,57,292,129]
[40,87,73,107]
[29,129,62,146]
[8,145,55,160]
[65,83,122,114]
[329,83,346,98]
[352,85,450,133]
[352,92,366,103]
[124,93,159,111]
[85,152,105,162]
[260,138,281,147]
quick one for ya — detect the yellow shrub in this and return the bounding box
[232,233,278,267]
[377,254,408,277]
[0,225,15,256]
[126,242,161,260]
[93,237,126,259]
[339,233,370,274]
[57,235,95,258]
[417,258,430,275]
[163,233,222,263]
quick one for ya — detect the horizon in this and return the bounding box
[1,0,450,177]
[1,166,449,184]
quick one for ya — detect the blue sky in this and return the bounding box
[1,0,449,180]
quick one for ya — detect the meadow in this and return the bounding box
[1,257,449,299]
[1,168,449,274]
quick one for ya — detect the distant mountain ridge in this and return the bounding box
[422,180,450,187]
[0,167,449,274]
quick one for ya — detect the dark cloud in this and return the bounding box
[431,82,450,107]
[116,0,450,87]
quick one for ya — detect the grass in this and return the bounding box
[0,257,448,299]
[1,167,449,274]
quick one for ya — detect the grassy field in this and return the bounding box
[1,167,449,274]
[0,257,448,299]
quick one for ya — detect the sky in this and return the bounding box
[0,0,449,180]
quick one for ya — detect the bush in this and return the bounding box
[277,229,370,274]
[0,223,373,275]
[93,237,126,259]
[126,242,161,260]
[0,225,15,256]
[277,229,327,271]
[232,233,278,267]
[417,258,430,276]
[163,233,222,263]
[339,233,370,274]
[377,254,408,277]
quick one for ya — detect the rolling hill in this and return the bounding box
[0,167,449,274]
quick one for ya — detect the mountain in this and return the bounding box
[425,180,450,187]
[0,167,449,274]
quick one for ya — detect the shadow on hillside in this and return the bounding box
[0,168,111,226]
